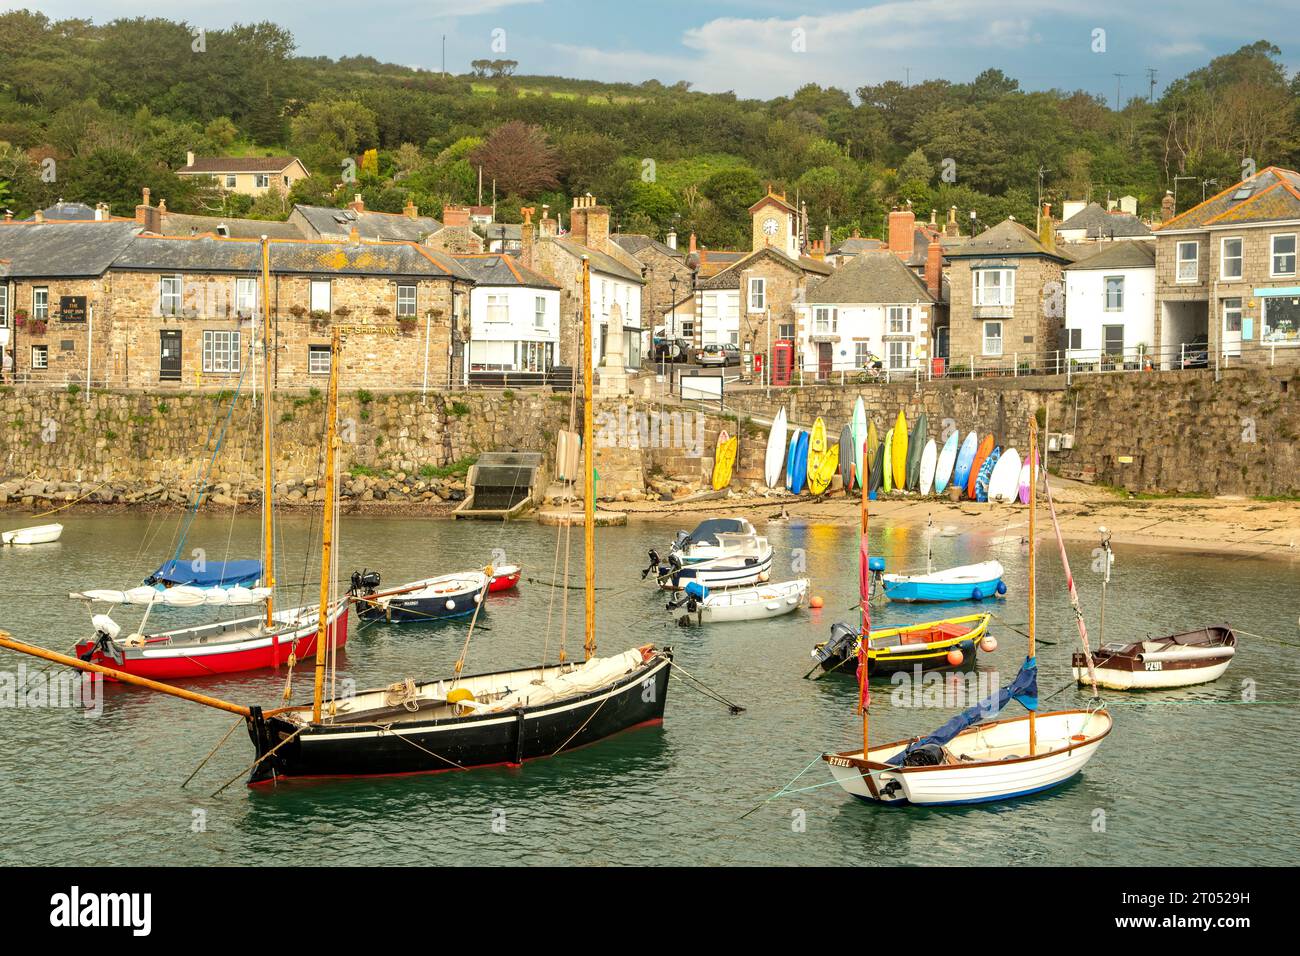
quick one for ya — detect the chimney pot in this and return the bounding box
[186,151,195,168]
[34,210,44,223]
[349,226,360,243]
[887,206,916,257]
[666,229,677,250]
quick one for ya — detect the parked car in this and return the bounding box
[651,330,694,363]
[696,344,741,367]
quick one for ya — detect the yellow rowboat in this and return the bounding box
[810,613,990,678]
[712,431,738,490]
[891,409,908,491]
[807,418,839,495]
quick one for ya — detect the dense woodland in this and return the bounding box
[2,11,1298,248]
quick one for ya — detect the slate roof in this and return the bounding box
[478,222,522,242]
[698,246,810,290]
[611,234,685,260]
[694,249,746,278]
[1063,240,1156,271]
[178,156,303,175]
[904,225,948,267]
[805,250,935,304]
[1158,167,1300,231]
[294,204,443,243]
[829,236,884,256]
[946,218,1072,262]
[160,212,303,241]
[549,238,644,283]
[453,254,559,289]
[1056,202,1152,239]
[0,221,141,277]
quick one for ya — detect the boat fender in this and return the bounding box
[980,635,998,653]
[995,581,1007,596]
[638,645,657,663]
[447,687,476,715]
[971,587,984,601]
[946,648,965,667]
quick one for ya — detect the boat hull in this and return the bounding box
[687,579,808,624]
[660,551,773,590]
[74,604,349,680]
[1073,625,1237,690]
[246,653,672,783]
[882,562,1005,603]
[825,710,1111,806]
[2,522,63,545]
[355,589,483,622]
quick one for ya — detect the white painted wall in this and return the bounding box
[588,272,643,371]
[468,284,560,370]
[1063,265,1155,360]
[699,289,740,346]
[793,301,928,374]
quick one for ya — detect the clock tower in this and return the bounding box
[749,187,800,258]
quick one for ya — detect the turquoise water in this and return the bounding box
[1,510,1297,865]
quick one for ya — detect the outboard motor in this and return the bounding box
[350,569,381,597]
[812,620,860,668]
[641,549,662,580]
[667,580,709,613]
[81,614,124,664]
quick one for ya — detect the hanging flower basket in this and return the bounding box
[397,316,418,336]
[309,310,331,331]
[28,318,48,336]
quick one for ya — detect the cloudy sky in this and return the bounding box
[36,0,1300,102]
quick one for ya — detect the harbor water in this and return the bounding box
[1,511,1297,865]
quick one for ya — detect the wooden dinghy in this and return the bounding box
[1072,625,1237,690]
[1,522,63,545]
[810,613,989,678]
[667,578,808,625]
[350,569,491,623]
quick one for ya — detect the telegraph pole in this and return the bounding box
[1146,67,1158,103]
[1113,73,1127,111]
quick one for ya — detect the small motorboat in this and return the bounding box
[1073,625,1237,690]
[880,560,1006,603]
[653,530,774,591]
[811,613,990,678]
[646,518,762,573]
[667,578,809,625]
[349,569,490,623]
[1,522,63,545]
[488,564,521,593]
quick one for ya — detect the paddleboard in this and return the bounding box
[807,417,828,492]
[764,407,788,489]
[785,428,803,490]
[882,427,894,493]
[869,443,885,494]
[934,431,959,494]
[906,412,927,491]
[1019,451,1038,504]
[890,410,907,491]
[839,424,854,490]
[866,419,879,482]
[918,438,938,496]
[975,446,1001,502]
[790,430,810,494]
[851,397,867,489]
[966,433,995,499]
[988,447,1021,503]
[952,431,978,497]
[712,430,738,490]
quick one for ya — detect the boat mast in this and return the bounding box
[312,329,341,723]
[260,237,275,629]
[859,434,871,756]
[1027,416,1037,756]
[582,256,596,662]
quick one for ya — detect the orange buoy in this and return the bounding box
[979,635,998,653]
[809,595,824,609]
[946,647,965,667]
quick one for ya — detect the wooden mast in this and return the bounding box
[582,256,596,662]
[859,435,870,757]
[1027,416,1037,756]
[311,329,340,723]
[260,237,275,628]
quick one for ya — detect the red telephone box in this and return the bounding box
[771,341,793,386]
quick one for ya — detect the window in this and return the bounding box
[1221,238,1243,280]
[534,296,546,330]
[729,331,739,346]
[813,307,836,334]
[0,284,7,326]
[887,306,911,333]
[1064,328,1083,350]
[1223,297,1242,333]
[235,278,257,316]
[396,284,417,318]
[159,276,182,316]
[777,322,794,340]
[1102,324,1124,357]
[308,345,331,375]
[32,287,49,321]
[486,294,508,323]
[855,342,873,367]
[518,341,553,373]
[888,340,912,369]
[973,269,1014,306]
[680,319,696,339]
[982,321,1003,356]
[31,345,48,369]
[254,174,270,189]
[309,280,331,313]
[225,175,237,188]
[1262,296,1300,342]
[1271,234,1296,277]
[1176,241,1199,282]
[202,330,241,373]
[748,277,766,312]
[1104,276,1124,311]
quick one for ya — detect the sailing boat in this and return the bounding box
[69,238,348,680]
[822,419,1112,806]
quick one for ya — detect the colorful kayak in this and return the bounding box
[869,443,885,495]
[934,431,959,494]
[988,447,1021,503]
[790,430,810,494]
[785,428,804,490]
[906,412,927,491]
[712,430,737,490]
[882,428,895,493]
[764,408,788,489]
[807,418,829,492]
[891,410,908,491]
[974,446,1001,502]
[952,431,978,497]
[866,418,879,475]
[809,442,840,495]
[839,424,855,489]
[918,438,938,495]
[966,433,995,499]
[851,397,868,489]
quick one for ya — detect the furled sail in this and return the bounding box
[146,559,263,589]
[71,586,272,606]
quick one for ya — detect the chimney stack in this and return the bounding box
[568,194,609,253]
[1038,203,1055,251]
[665,229,677,250]
[1161,191,1176,222]
[349,226,360,244]
[925,237,943,300]
[135,187,160,232]
[95,202,110,221]
[688,232,697,255]
[3,210,12,222]
[888,205,915,257]
[945,206,959,238]
[403,199,419,219]
[34,209,44,223]
[520,206,536,269]
[538,206,558,239]
[186,151,195,168]
[348,193,365,213]
[441,204,470,228]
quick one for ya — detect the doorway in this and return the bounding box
[817,342,832,380]
[159,329,182,382]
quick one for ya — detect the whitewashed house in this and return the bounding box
[1062,241,1156,368]
[794,251,934,378]
[698,288,740,346]
[457,254,562,381]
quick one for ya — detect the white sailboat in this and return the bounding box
[823,416,1112,807]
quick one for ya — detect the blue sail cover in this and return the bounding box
[148,559,263,588]
[887,657,1038,766]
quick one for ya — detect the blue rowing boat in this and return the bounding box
[881,560,1007,603]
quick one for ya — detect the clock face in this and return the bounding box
[763,217,779,236]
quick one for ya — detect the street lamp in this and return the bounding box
[666,273,680,381]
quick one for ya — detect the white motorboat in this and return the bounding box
[648,518,762,570]
[1,522,63,545]
[669,578,808,624]
[655,530,774,590]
